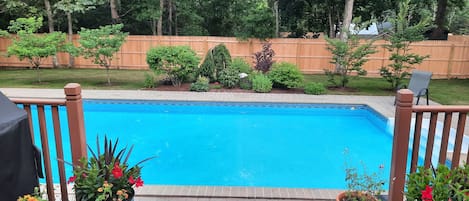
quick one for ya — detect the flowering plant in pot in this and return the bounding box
[406,165,469,201]
[337,150,385,201]
[68,136,155,201]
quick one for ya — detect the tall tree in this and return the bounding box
[55,0,104,67]
[158,0,163,35]
[110,0,120,23]
[340,0,354,40]
[44,0,60,68]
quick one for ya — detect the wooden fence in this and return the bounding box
[1,35,468,78]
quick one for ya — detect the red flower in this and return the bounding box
[67,175,76,184]
[112,163,123,179]
[128,176,135,185]
[135,177,144,187]
[421,185,433,201]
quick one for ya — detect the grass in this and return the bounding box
[0,68,468,105]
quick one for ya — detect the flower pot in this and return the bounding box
[336,191,379,201]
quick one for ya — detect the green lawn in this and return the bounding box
[0,68,468,105]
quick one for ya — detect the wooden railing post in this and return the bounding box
[389,89,414,201]
[64,83,87,167]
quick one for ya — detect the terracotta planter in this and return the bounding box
[336,191,379,201]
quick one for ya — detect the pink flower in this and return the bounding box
[421,185,433,201]
[112,163,123,179]
[67,175,76,184]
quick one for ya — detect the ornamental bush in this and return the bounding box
[304,82,326,95]
[146,46,200,87]
[239,76,252,90]
[218,67,240,88]
[232,58,252,74]
[268,62,304,89]
[198,44,232,82]
[190,76,210,92]
[252,74,272,93]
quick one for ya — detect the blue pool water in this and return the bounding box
[30,100,393,189]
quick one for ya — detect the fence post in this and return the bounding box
[64,83,87,167]
[388,89,414,201]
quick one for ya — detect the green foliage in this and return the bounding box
[198,50,216,81]
[190,76,210,92]
[78,23,128,85]
[218,67,240,88]
[343,149,385,200]
[232,58,252,74]
[235,5,275,41]
[268,62,304,89]
[6,17,67,83]
[146,45,200,87]
[143,72,155,88]
[325,32,376,88]
[253,43,275,73]
[379,0,430,89]
[304,82,326,95]
[406,165,469,201]
[239,76,252,90]
[252,74,272,93]
[198,44,232,82]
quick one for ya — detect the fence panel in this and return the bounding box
[1,35,468,78]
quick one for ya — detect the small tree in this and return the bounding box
[146,46,200,87]
[78,24,128,85]
[325,27,377,88]
[379,0,430,89]
[198,44,232,82]
[6,17,67,83]
[253,43,275,73]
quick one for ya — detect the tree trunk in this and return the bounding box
[431,0,448,39]
[44,0,59,68]
[274,0,279,37]
[151,19,157,35]
[158,0,163,36]
[174,2,178,36]
[67,12,75,67]
[340,0,354,41]
[168,0,173,35]
[328,8,335,38]
[110,0,120,24]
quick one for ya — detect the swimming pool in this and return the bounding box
[32,100,393,189]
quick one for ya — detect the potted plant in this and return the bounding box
[67,136,155,201]
[406,165,469,201]
[17,187,47,201]
[337,150,385,201]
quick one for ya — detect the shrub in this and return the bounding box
[304,82,326,95]
[253,43,275,73]
[239,76,252,90]
[198,44,232,82]
[146,46,199,87]
[268,62,304,89]
[143,72,156,88]
[252,74,272,93]
[219,67,240,88]
[198,50,216,81]
[232,58,252,74]
[190,76,210,92]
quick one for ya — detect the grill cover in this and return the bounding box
[0,92,42,201]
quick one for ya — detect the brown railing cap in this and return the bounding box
[64,83,81,95]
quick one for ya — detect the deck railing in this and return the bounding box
[389,89,469,200]
[10,83,87,201]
